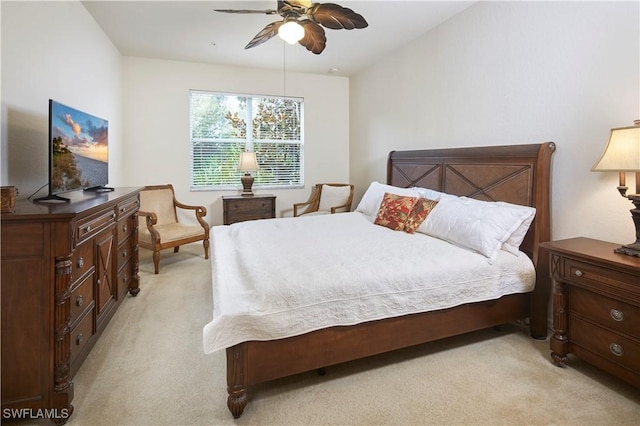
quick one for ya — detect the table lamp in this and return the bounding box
[238,151,259,196]
[592,120,640,256]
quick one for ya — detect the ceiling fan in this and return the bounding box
[214,0,368,54]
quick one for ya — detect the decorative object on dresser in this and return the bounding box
[222,194,276,225]
[1,188,141,424]
[293,183,354,216]
[206,142,555,418]
[138,184,209,274]
[542,237,640,388]
[237,151,259,196]
[592,120,640,256]
[1,185,17,213]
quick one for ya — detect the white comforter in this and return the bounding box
[203,212,535,354]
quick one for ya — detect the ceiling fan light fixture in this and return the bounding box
[278,19,304,45]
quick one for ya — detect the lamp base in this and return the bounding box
[240,173,254,196]
[616,194,640,256]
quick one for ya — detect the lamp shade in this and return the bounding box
[592,123,640,171]
[238,151,259,172]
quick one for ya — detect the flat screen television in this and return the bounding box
[35,99,112,202]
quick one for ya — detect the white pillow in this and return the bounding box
[418,196,533,263]
[497,201,536,255]
[355,182,419,217]
[318,185,351,212]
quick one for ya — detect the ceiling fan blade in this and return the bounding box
[245,21,283,50]
[214,9,279,15]
[308,3,368,30]
[298,21,326,54]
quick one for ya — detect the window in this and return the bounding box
[190,90,304,190]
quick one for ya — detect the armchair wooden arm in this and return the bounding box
[293,183,354,217]
[293,190,321,217]
[174,201,208,229]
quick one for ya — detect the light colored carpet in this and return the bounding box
[31,243,639,425]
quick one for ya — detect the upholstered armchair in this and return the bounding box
[138,184,210,274]
[293,183,355,217]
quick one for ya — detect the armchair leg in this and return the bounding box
[204,239,210,259]
[153,251,160,275]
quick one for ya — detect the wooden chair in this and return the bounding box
[293,183,354,217]
[138,184,210,274]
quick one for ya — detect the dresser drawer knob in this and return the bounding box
[76,333,84,346]
[85,225,91,233]
[77,257,84,268]
[609,343,624,357]
[76,295,84,307]
[610,309,624,322]
[574,269,583,277]
[122,224,128,232]
[122,249,128,258]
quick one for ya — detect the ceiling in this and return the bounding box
[82,1,475,76]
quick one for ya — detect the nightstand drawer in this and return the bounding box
[571,316,640,373]
[563,257,637,293]
[226,198,273,213]
[571,288,640,336]
[222,195,276,225]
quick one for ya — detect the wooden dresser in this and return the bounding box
[542,237,640,388]
[1,188,141,424]
[222,194,276,225]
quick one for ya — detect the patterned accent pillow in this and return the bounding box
[374,192,418,231]
[404,198,439,234]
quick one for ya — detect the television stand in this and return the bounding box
[33,193,70,203]
[85,186,115,193]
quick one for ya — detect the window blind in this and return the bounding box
[190,90,304,190]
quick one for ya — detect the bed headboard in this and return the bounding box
[387,142,556,263]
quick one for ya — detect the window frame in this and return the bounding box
[189,90,305,191]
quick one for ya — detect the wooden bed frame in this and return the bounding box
[224,142,556,418]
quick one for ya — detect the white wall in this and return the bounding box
[122,57,350,225]
[1,1,123,196]
[350,1,640,245]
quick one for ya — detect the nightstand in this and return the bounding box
[541,237,640,388]
[222,194,276,225]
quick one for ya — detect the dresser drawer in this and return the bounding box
[117,213,136,241]
[563,257,638,294]
[70,310,94,366]
[72,241,94,282]
[117,259,134,298]
[76,209,116,245]
[116,195,139,220]
[117,236,134,271]
[571,288,640,336]
[70,274,95,326]
[571,316,640,373]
